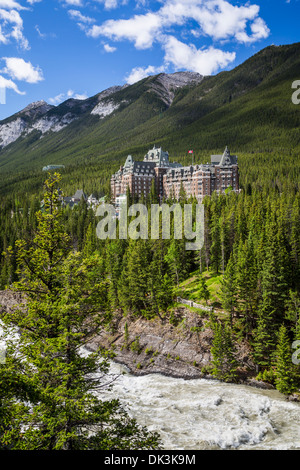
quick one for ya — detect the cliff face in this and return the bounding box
[88,307,213,380]
[87,306,259,383]
[0,289,263,386]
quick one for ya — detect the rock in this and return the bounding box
[0,290,24,313]
[288,393,300,402]
[245,378,275,390]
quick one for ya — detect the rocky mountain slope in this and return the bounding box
[0,42,299,179]
[0,72,202,151]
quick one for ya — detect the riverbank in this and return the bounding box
[87,305,276,391]
[0,289,297,398]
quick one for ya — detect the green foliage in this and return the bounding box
[1,41,300,397]
[210,320,239,383]
[197,274,210,305]
[0,173,161,450]
[273,324,298,395]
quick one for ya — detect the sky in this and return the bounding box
[0,0,299,119]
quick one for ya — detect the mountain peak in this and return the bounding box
[148,71,204,107]
[16,100,54,120]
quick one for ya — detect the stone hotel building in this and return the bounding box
[111,145,239,203]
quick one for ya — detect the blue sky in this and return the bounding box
[0,0,299,119]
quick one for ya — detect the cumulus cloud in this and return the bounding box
[27,0,43,4]
[0,0,26,10]
[2,57,44,83]
[93,0,128,9]
[163,36,236,75]
[125,64,166,84]
[103,43,116,52]
[87,11,161,49]
[49,89,88,105]
[85,0,269,46]
[0,6,30,49]
[68,9,95,24]
[63,0,83,6]
[0,74,25,94]
[80,0,269,77]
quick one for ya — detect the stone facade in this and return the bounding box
[111,146,239,203]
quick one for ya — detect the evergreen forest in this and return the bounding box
[0,41,300,450]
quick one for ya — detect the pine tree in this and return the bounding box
[273,324,297,395]
[147,242,173,318]
[118,239,150,315]
[198,274,210,305]
[252,310,275,371]
[210,320,239,383]
[210,213,221,274]
[219,253,237,326]
[0,173,161,450]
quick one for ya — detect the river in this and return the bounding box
[2,325,300,451]
[100,361,300,450]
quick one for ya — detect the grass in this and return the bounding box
[179,269,223,306]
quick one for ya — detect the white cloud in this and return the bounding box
[103,43,116,52]
[73,92,88,100]
[0,74,25,94]
[0,7,30,49]
[49,92,65,105]
[69,0,270,80]
[0,0,26,10]
[85,0,270,47]
[125,64,166,84]
[2,57,44,83]
[49,89,88,105]
[93,0,127,9]
[68,9,95,23]
[63,0,83,5]
[163,35,236,75]
[87,11,161,49]
[0,24,8,42]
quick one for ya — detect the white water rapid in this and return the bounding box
[100,361,300,451]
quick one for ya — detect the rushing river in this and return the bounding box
[2,324,300,451]
[100,361,300,451]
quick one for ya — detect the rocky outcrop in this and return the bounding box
[148,72,203,107]
[0,290,24,313]
[88,308,213,380]
[87,307,258,384]
[0,289,262,387]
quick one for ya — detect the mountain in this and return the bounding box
[0,72,202,156]
[0,43,299,182]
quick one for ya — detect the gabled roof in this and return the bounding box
[72,189,87,201]
[211,147,237,166]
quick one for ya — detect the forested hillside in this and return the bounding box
[0,41,300,195]
[0,41,300,437]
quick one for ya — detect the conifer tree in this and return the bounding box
[0,173,160,450]
[210,320,239,383]
[198,274,210,305]
[252,311,275,371]
[273,324,297,395]
[219,253,237,326]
